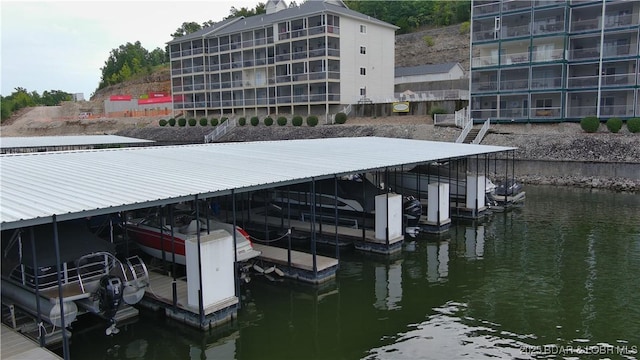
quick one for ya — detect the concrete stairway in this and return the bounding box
[462,127,480,143]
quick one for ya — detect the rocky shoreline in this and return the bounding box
[115,121,640,193]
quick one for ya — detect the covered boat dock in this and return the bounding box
[1,136,515,359]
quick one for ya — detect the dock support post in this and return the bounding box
[287,186,292,270]
[310,178,317,276]
[52,215,70,360]
[334,175,339,261]
[28,228,45,347]
[232,190,241,310]
[194,195,204,324]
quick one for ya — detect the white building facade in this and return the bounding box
[168,0,398,119]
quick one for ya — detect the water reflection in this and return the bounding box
[374,260,403,310]
[426,240,449,283]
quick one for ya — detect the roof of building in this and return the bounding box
[0,137,515,230]
[395,63,461,77]
[0,135,153,150]
[169,0,398,44]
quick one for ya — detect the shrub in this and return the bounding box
[159,119,168,126]
[334,112,347,124]
[429,107,448,116]
[221,117,228,124]
[277,116,287,126]
[264,116,274,126]
[210,118,219,126]
[627,118,640,133]
[178,118,186,127]
[306,115,319,127]
[238,117,246,126]
[250,116,259,126]
[199,118,208,126]
[168,118,176,126]
[580,116,600,133]
[459,21,470,34]
[292,115,303,126]
[423,35,434,47]
[606,117,622,133]
[188,118,197,126]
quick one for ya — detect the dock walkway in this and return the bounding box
[1,324,61,360]
[253,244,339,284]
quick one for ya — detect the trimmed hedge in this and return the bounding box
[306,115,319,127]
[628,118,640,133]
[199,117,208,126]
[178,118,187,127]
[606,117,622,133]
[159,119,168,126]
[292,115,303,126]
[211,118,219,126]
[238,117,246,126]
[334,112,347,124]
[168,118,176,126]
[277,116,287,126]
[580,116,599,133]
[264,116,274,126]
[429,106,447,116]
[250,116,259,126]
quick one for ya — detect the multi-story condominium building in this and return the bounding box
[168,0,398,119]
[470,0,639,122]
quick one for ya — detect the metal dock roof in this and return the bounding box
[0,137,515,229]
[0,135,153,150]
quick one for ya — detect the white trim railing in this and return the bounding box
[472,118,491,144]
[204,117,236,143]
[456,117,474,143]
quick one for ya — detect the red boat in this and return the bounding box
[126,213,261,265]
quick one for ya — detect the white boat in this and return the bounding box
[1,221,149,335]
[386,163,498,205]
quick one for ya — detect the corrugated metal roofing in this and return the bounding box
[0,135,153,149]
[0,137,515,229]
[395,63,460,77]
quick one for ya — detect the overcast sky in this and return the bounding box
[1,0,259,98]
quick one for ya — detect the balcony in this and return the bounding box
[602,73,636,87]
[532,49,564,62]
[566,105,597,118]
[531,77,562,89]
[473,2,500,16]
[568,47,600,61]
[474,30,497,41]
[502,0,531,12]
[600,104,635,117]
[502,23,531,39]
[567,75,598,88]
[472,81,498,92]
[500,79,529,91]
[472,55,499,68]
[571,18,600,32]
[604,14,634,28]
[533,22,564,34]
[502,52,530,65]
[602,43,635,59]
[530,107,561,118]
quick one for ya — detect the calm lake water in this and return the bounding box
[59,185,640,359]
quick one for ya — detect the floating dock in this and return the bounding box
[1,323,62,360]
[138,271,238,330]
[252,244,339,284]
[242,210,404,255]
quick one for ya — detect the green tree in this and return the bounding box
[224,3,266,20]
[171,22,203,38]
[98,41,166,90]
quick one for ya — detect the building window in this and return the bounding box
[360,88,366,96]
[360,46,366,54]
[360,25,367,34]
[360,67,366,75]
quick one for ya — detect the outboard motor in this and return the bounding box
[98,275,124,335]
[403,196,423,234]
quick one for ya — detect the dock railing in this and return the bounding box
[204,117,236,143]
